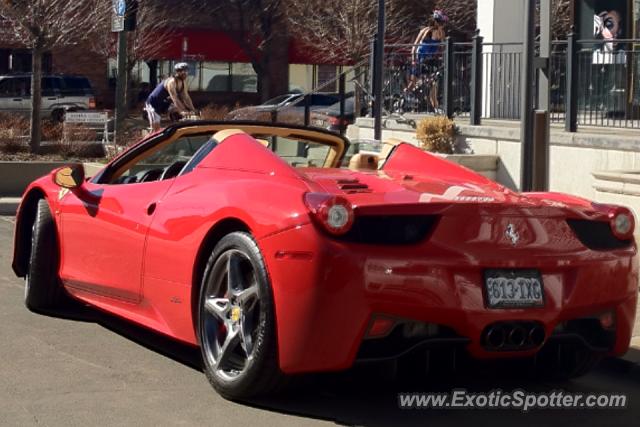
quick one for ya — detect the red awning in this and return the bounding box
[138,28,348,65]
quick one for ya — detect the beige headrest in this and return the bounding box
[349,153,379,170]
[211,129,247,143]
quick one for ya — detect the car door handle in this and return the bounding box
[47,97,57,100]
[13,98,21,101]
[146,203,157,215]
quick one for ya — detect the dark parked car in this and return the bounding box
[310,96,356,132]
[226,93,340,122]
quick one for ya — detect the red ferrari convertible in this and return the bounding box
[12,122,638,399]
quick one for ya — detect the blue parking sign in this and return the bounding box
[116,0,126,17]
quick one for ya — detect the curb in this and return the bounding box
[0,197,20,216]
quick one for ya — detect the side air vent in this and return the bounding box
[338,215,439,245]
[336,178,371,193]
[340,183,370,191]
[567,219,632,251]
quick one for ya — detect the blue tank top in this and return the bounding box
[417,38,439,62]
[147,80,172,113]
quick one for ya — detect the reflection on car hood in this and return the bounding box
[295,167,597,219]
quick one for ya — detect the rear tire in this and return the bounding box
[197,232,286,400]
[24,199,65,312]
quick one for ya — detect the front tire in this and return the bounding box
[24,199,65,312]
[197,232,285,400]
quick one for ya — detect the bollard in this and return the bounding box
[533,110,549,191]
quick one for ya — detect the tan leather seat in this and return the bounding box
[349,153,379,170]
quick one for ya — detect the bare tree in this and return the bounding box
[91,1,185,108]
[0,0,102,152]
[92,1,177,67]
[551,0,571,39]
[287,0,414,65]
[195,0,290,102]
[433,0,476,39]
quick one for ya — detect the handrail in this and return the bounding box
[576,38,640,44]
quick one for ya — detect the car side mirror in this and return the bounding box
[54,165,85,189]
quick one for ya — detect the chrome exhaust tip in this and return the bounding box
[529,325,546,347]
[508,325,527,347]
[486,326,506,349]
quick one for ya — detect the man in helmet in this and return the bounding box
[406,10,448,113]
[145,62,196,131]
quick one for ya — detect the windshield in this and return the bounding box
[258,135,332,168]
[101,124,350,182]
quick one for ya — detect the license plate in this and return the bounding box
[483,269,545,308]
[312,119,326,127]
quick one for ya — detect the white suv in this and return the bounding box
[0,74,96,121]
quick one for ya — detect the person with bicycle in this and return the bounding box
[407,10,448,113]
[145,62,196,131]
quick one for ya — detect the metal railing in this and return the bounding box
[264,36,640,133]
[481,42,522,120]
[572,38,640,129]
[364,37,640,131]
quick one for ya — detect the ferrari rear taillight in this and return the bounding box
[304,192,355,235]
[610,209,634,240]
[595,203,636,240]
[571,203,636,247]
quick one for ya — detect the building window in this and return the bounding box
[317,65,337,92]
[108,59,258,93]
[202,62,230,92]
[131,61,151,83]
[231,63,257,93]
[158,60,174,81]
[186,61,201,91]
[289,64,313,93]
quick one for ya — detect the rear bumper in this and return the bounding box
[258,224,638,374]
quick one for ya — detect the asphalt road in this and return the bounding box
[0,216,639,427]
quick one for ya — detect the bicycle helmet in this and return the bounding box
[433,9,448,23]
[174,62,189,72]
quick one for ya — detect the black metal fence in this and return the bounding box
[268,36,640,133]
[363,37,640,130]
